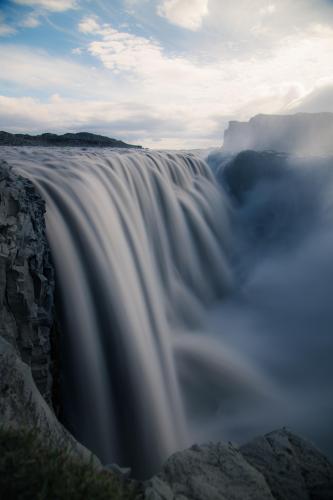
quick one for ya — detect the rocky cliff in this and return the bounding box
[0,160,54,402]
[0,160,94,461]
[223,112,333,155]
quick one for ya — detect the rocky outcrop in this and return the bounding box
[241,429,333,500]
[145,429,333,500]
[0,337,95,462]
[0,160,54,402]
[0,131,142,148]
[223,112,333,155]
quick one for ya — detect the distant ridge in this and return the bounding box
[0,131,142,149]
[223,112,333,156]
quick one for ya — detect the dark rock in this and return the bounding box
[0,131,142,149]
[241,428,333,500]
[0,337,97,464]
[0,160,99,464]
[0,160,54,402]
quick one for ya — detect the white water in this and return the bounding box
[1,147,332,477]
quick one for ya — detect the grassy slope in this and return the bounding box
[0,428,142,500]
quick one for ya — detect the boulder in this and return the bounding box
[146,429,333,500]
[241,428,333,500]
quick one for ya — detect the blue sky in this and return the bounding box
[0,0,333,148]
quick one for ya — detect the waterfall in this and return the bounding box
[6,148,233,476]
[3,146,333,476]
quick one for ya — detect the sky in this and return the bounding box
[0,0,333,148]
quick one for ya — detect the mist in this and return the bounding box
[188,149,333,457]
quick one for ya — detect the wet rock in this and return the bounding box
[146,429,333,500]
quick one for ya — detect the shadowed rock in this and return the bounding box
[0,160,54,402]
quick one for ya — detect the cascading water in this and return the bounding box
[1,147,333,477]
[2,148,234,476]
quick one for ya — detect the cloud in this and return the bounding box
[13,0,77,12]
[78,16,101,34]
[0,94,202,148]
[1,3,333,149]
[81,16,333,112]
[0,45,118,97]
[0,14,16,37]
[72,47,83,55]
[19,13,41,28]
[287,81,333,113]
[259,4,276,16]
[157,0,209,30]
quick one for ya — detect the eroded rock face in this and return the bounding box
[145,429,333,500]
[0,160,54,403]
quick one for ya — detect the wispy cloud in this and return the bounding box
[19,13,41,28]
[13,0,77,12]
[0,44,117,96]
[78,16,100,34]
[0,14,16,37]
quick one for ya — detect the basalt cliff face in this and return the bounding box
[0,160,93,460]
[0,160,54,402]
[223,112,333,155]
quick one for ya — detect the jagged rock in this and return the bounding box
[145,429,333,500]
[223,112,333,155]
[0,160,54,402]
